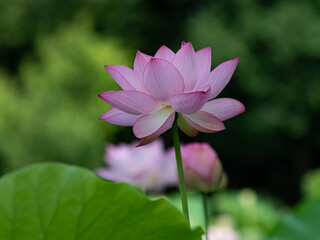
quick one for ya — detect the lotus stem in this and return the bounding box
[172,117,190,226]
[202,192,210,240]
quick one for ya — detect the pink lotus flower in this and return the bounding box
[95,139,178,192]
[99,42,245,145]
[181,143,224,192]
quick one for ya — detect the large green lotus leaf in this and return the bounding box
[0,163,203,240]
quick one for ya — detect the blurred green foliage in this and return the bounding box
[0,18,132,173]
[188,0,320,139]
[187,0,320,138]
[271,200,320,240]
[168,169,320,240]
[270,169,320,240]
[0,0,140,48]
[184,0,320,204]
[0,0,194,70]
[214,189,281,240]
[169,189,281,240]
[167,192,206,227]
[301,168,320,200]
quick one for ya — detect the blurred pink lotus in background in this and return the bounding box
[96,139,177,192]
[96,139,226,193]
[181,143,225,192]
[99,42,245,145]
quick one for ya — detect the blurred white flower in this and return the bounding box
[203,225,239,240]
[202,216,239,240]
[95,139,177,192]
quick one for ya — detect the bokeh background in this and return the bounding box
[0,0,319,213]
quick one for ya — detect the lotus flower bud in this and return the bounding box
[181,143,225,192]
[217,172,228,190]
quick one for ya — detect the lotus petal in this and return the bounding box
[154,45,175,62]
[99,90,161,115]
[133,107,175,139]
[134,50,152,80]
[170,86,211,114]
[195,47,211,87]
[99,108,141,126]
[172,42,198,92]
[183,111,225,133]
[201,98,245,121]
[143,58,185,102]
[207,58,239,99]
[177,114,198,137]
[105,65,142,91]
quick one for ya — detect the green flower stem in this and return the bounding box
[172,117,190,226]
[202,192,210,240]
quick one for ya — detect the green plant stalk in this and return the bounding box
[172,118,190,226]
[202,192,210,240]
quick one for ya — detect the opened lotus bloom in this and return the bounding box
[99,42,245,145]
